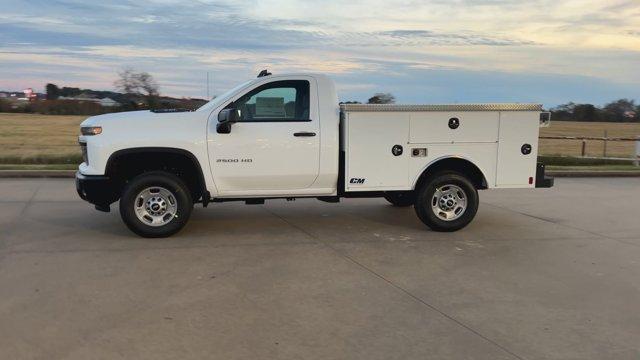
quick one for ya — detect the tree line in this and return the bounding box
[4,71,639,122]
[550,99,638,122]
[1,69,206,115]
[42,68,178,112]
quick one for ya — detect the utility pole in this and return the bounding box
[206,72,210,100]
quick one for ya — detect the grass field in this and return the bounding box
[0,113,85,163]
[1,113,639,164]
[539,121,640,158]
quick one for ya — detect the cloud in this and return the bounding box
[0,0,638,106]
[373,30,536,46]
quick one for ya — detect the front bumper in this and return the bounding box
[535,163,554,188]
[75,171,119,208]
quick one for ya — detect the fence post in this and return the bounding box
[603,130,607,157]
[581,140,586,157]
[635,136,640,167]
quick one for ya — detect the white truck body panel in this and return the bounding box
[78,110,215,189]
[204,74,339,197]
[207,75,321,193]
[342,112,412,190]
[409,112,499,143]
[342,104,542,192]
[496,111,540,187]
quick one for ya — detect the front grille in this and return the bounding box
[79,142,88,165]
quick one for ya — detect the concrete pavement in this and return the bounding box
[1,178,639,359]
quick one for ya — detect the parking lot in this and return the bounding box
[1,177,639,359]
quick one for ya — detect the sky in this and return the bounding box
[0,0,638,107]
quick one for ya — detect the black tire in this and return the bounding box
[119,171,193,238]
[383,191,416,207]
[414,172,478,232]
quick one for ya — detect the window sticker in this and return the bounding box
[255,97,285,117]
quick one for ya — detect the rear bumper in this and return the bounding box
[75,171,119,206]
[535,163,554,188]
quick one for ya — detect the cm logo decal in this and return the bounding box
[349,178,365,184]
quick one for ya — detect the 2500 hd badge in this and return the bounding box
[216,158,253,163]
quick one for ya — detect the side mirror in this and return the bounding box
[217,108,241,134]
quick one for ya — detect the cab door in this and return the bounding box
[208,77,320,194]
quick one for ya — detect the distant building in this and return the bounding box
[23,88,38,101]
[98,97,120,107]
[0,90,44,101]
[58,96,120,107]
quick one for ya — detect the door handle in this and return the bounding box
[293,132,316,137]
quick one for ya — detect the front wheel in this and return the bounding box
[119,171,193,238]
[414,172,478,232]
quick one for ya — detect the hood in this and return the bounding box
[80,110,203,139]
[81,110,152,127]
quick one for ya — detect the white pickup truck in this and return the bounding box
[76,71,553,237]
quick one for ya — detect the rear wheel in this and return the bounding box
[119,171,193,238]
[414,172,478,232]
[383,191,415,207]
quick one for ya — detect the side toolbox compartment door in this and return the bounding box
[345,112,410,191]
[409,111,499,143]
[496,111,539,187]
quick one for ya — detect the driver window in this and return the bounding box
[232,80,310,122]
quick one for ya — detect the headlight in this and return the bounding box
[81,126,102,136]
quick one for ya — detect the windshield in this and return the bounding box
[196,79,254,112]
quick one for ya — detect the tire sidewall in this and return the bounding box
[415,172,478,231]
[119,172,193,238]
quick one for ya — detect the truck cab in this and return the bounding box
[205,73,340,196]
[76,71,552,237]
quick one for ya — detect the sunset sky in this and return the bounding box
[1,0,638,106]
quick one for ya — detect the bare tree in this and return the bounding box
[367,93,395,104]
[114,68,160,107]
